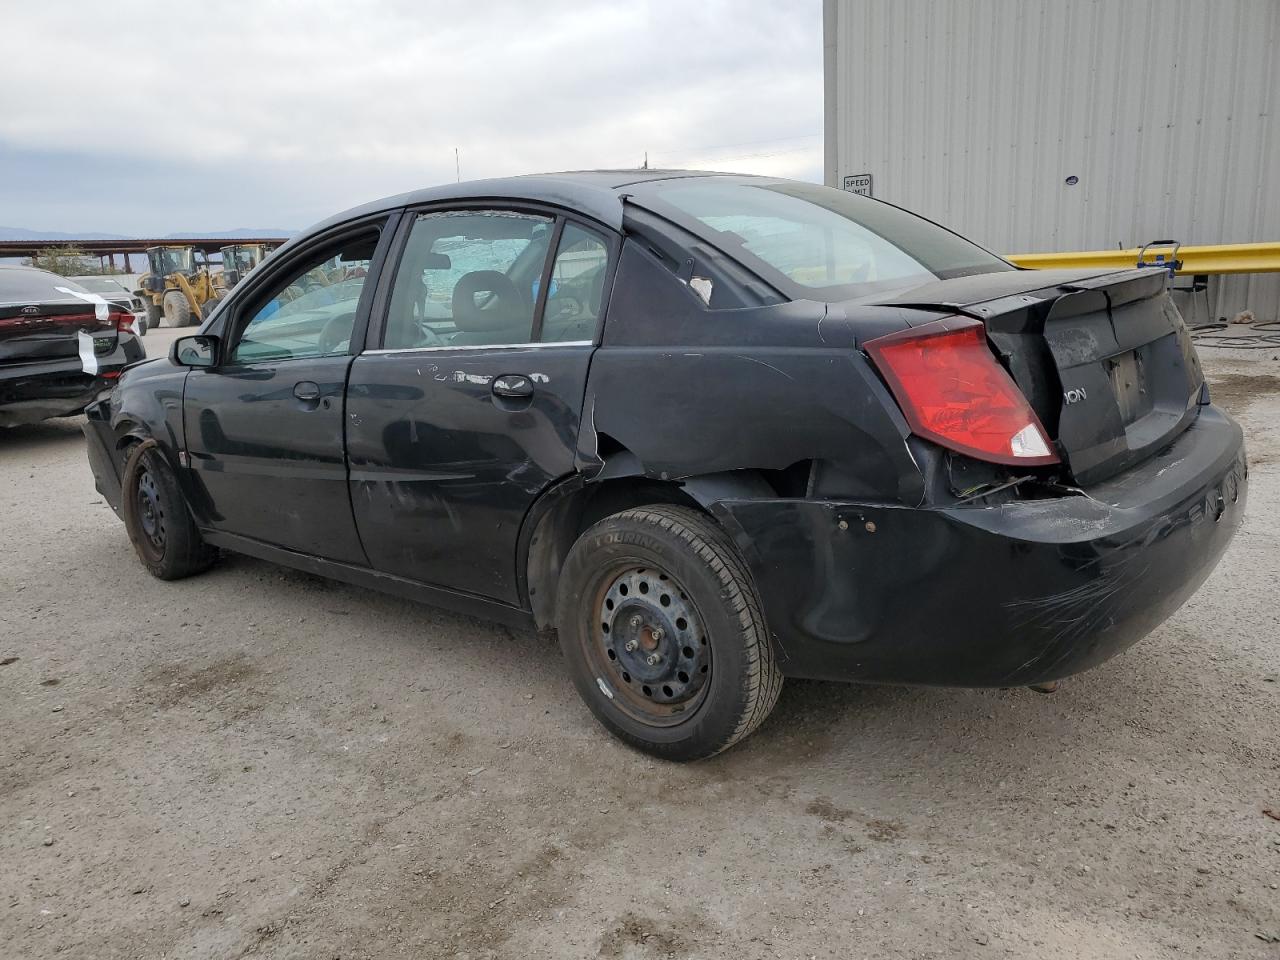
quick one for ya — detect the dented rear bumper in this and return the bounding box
[713,405,1246,687]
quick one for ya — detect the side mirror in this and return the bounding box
[171,335,218,367]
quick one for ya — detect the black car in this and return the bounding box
[1,265,145,428]
[83,172,1246,760]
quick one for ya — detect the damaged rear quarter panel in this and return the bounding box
[581,240,931,504]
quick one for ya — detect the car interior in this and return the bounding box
[384,213,608,350]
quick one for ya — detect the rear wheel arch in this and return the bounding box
[521,466,778,631]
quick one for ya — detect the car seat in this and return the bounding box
[449,271,532,345]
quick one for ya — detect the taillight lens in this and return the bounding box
[864,316,1059,466]
[108,309,133,333]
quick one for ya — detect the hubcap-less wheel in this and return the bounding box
[135,468,166,553]
[592,565,710,725]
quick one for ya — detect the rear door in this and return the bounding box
[182,217,396,562]
[346,208,614,603]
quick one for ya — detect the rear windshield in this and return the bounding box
[71,277,129,294]
[639,179,1012,300]
[0,268,91,306]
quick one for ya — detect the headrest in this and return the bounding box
[451,270,525,332]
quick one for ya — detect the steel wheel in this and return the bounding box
[587,564,712,726]
[134,466,167,559]
[121,444,216,580]
[555,505,783,760]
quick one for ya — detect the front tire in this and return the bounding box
[162,290,193,327]
[121,444,216,580]
[201,296,222,321]
[555,505,782,761]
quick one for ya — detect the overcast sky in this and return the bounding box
[1,1,822,237]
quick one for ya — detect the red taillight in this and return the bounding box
[108,309,133,333]
[864,316,1059,466]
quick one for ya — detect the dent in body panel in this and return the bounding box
[344,345,590,602]
[110,362,189,466]
[578,237,933,503]
[580,347,923,504]
[1000,450,1246,681]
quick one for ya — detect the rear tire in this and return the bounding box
[121,444,216,580]
[162,290,194,327]
[555,505,782,761]
[145,301,162,330]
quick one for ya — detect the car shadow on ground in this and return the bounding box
[0,416,86,453]
[192,546,1224,789]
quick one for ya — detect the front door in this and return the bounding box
[183,225,388,563]
[346,211,613,603]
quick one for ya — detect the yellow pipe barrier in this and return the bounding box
[1006,242,1280,276]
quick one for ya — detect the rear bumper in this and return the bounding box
[0,336,143,427]
[714,405,1247,687]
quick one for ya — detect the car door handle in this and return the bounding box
[492,375,534,399]
[293,381,321,401]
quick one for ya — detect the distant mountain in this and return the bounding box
[0,226,295,241]
[162,228,295,240]
[0,226,130,241]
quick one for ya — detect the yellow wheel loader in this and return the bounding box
[219,243,273,289]
[136,246,222,328]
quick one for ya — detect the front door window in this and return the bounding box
[231,234,377,363]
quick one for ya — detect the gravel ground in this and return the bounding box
[2,331,1278,959]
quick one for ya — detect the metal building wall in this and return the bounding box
[823,0,1280,322]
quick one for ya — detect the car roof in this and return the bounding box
[1,263,68,281]
[295,169,753,247]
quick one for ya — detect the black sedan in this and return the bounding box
[1,265,145,428]
[83,172,1245,760]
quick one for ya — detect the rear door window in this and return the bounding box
[541,223,609,343]
[383,211,554,349]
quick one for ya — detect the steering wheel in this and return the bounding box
[318,313,355,355]
[546,295,583,323]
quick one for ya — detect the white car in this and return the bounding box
[68,276,149,335]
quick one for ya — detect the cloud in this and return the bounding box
[1,0,822,234]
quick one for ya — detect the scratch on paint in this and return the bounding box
[530,373,550,384]
[451,371,493,385]
[1002,555,1151,680]
[734,355,794,381]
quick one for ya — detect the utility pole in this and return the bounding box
[455,148,461,183]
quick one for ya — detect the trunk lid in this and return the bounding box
[874,268,1204,486]
[0,269,119,366]
[0,300,119,365]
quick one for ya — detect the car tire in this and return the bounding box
[120,443,217,580]
[162,290,194,327]
[145,301,162,331]
[555,504,782,761]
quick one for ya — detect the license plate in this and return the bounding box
[1107,348,1153,424]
